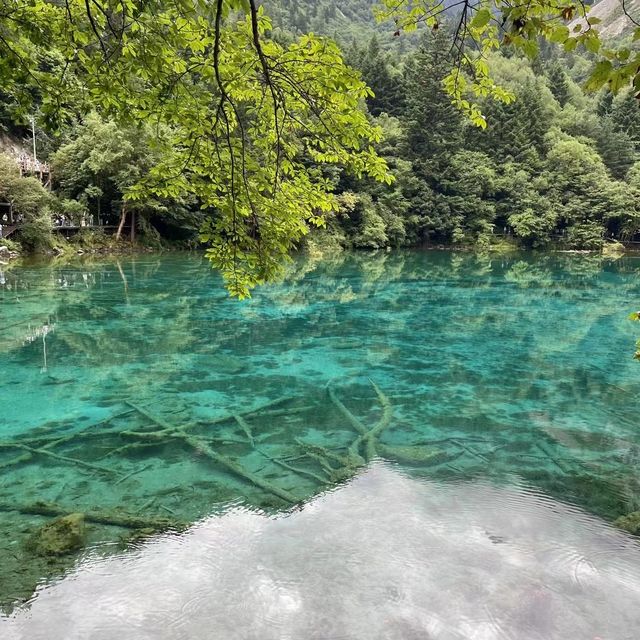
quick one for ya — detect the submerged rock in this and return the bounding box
[615,511,640,535]
[214,354,246,374]
[26,513,86,557]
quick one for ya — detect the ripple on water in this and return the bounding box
[2,465,640,640]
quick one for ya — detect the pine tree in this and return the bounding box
[402,29,463,177]
[612,90,640,149]
[597,90,614,117]
[595,119,637,179]
[355,35,405,117]
[547,62,570,107]
[468,78,549,164]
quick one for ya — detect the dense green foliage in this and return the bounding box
[0,154,54,251]
[51,114,201,236]
[315,30,640,251]
[0,0,391,295]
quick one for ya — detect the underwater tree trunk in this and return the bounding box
[0,501,183,531]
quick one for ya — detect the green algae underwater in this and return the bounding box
[1,248,640,609]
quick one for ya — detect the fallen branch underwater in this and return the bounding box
[1,397,296,453]
[0,383,421,528]
[326,377,393,464]
[0,383,448,600]
[289,378,394,483]
[323,377,450,470]
[346,379,394,462]
[124,400,299,504]
[257,448,328,485]
[0,501,184,531]
[0,395,304,488]
[0,443,116,476]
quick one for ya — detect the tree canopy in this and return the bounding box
[1,0,392,295]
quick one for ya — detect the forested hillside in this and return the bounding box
[263,1,640,251]
[317,33,640,250]
[265,0,415,49]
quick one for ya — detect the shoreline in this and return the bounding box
[0,240,194,267]
[2,236,638,270]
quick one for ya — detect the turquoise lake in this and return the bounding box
[2,249,640,638]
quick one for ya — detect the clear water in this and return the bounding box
[3,465,640,640]
[1,250,640,636]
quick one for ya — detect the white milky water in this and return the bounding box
[2,464,640,640]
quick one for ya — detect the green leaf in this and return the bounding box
[585,60,612,91]
[564,38,578,52]
[549,26,570,44]
[584,34,601,53]
[470,8,492,30]
[522,39,538,58]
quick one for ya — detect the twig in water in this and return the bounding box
[234,413,254,447]
[160,504,177,516]
[257,448,328,484]
[115,462,153,485]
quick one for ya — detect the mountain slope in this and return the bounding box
[264,0,416,49]
[572,0,640,39]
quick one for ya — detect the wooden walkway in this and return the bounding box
[0,224,18,238]
[17,154,51,189]
[52,225,120,233]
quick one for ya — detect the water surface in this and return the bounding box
[3,465,640,640]
[1,250,640,634]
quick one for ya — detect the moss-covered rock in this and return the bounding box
[614,511,640,536]
[215,354,246,374]
[26,513,86,556]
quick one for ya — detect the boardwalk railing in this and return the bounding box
[17,153,50,176]
[0,224,18,238]
[2,224,119,237]
[16,153,51,189]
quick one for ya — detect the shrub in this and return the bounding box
[0,153,55,251]
[566,221,605,250]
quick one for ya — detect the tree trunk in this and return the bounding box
[130,210,135,242]
[115,203,127,240]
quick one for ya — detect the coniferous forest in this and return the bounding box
[269,0,640,252]
[326,32,640,252]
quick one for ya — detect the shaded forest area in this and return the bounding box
[2,0,640,257]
